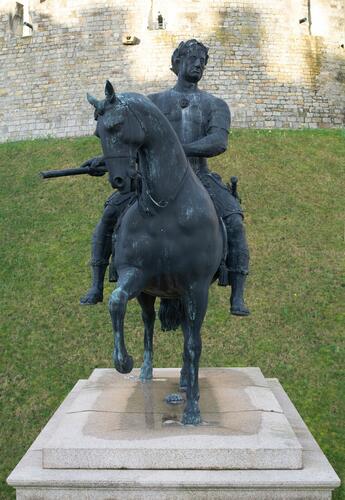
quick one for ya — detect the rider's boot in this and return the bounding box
[80,217,113,305]
[230,271,250,316]
[80,263,107,305]
[224,213,250,316]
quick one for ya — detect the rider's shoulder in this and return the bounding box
[199,91,231,130]
[200,90,230,112]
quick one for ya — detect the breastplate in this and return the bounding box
[163,92,209,173]
[163,93,204,143]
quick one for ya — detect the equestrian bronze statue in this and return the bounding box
[40,40,251,425]
[86,79,228,424]
[80,40,250,317]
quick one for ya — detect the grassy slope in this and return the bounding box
[0,130,344,498]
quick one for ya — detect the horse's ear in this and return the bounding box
[87,93,99,109]
[105,80,116,103]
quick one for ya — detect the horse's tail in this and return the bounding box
[159,298,183,332]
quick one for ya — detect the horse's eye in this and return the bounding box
[108,120,123,132]
[113,122,123,131]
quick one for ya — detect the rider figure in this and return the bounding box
[80,39,250,316]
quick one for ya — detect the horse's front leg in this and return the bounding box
[109,268,146,374]
[181,284,209,425]
[137,292,156,381]
[180,356,188,391]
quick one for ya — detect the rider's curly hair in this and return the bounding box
[170,39,209,76]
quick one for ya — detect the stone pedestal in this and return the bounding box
[7,368,340,499]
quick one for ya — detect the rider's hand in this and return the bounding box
[80,156,106,177]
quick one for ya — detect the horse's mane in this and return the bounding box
[117,92,158,114]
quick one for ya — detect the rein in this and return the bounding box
[104,154,136,163]
[145,163,189,209]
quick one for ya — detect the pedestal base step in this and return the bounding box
[7,368,340,499]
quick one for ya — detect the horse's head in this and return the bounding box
[87,81,145,190]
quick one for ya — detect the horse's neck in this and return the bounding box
[141,116,189,204]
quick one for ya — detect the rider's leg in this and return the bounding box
[223,213,250,316]
[80,198,119,305]
[196,172,250,315]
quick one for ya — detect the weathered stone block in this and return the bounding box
[7,370,340,499]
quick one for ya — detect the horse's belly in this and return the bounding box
[143,275,184,298]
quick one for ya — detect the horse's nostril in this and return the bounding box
[115,177,124,186]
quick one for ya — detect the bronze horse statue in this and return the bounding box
[87,81,225,425]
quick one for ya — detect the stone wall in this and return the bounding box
[0,0,344,142]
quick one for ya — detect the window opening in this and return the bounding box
[307,0,312,35]
[148,0,167,30]
[9,1,33,37]
[9,3,23,36]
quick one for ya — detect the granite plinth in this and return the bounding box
[42,368,301,470]
[7,368,340,499]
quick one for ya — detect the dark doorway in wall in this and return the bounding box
[307,0,312,35]
[9,2,24,36]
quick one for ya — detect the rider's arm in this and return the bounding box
[183,97,231,158]
[183,128,228,158]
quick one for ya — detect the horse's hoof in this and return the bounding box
[114,354,133,374]
[140,364,153,381]
[80,288,103,305]
[181,409,202,425]
[181,400,202,425]
[165,393,184,404]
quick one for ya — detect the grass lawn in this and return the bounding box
[0,130,344,499]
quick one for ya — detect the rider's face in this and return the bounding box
[179,49,206,83]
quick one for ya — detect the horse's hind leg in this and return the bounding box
[137,293,156,381]
[181,283,209,425]
[109,268,146,374]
